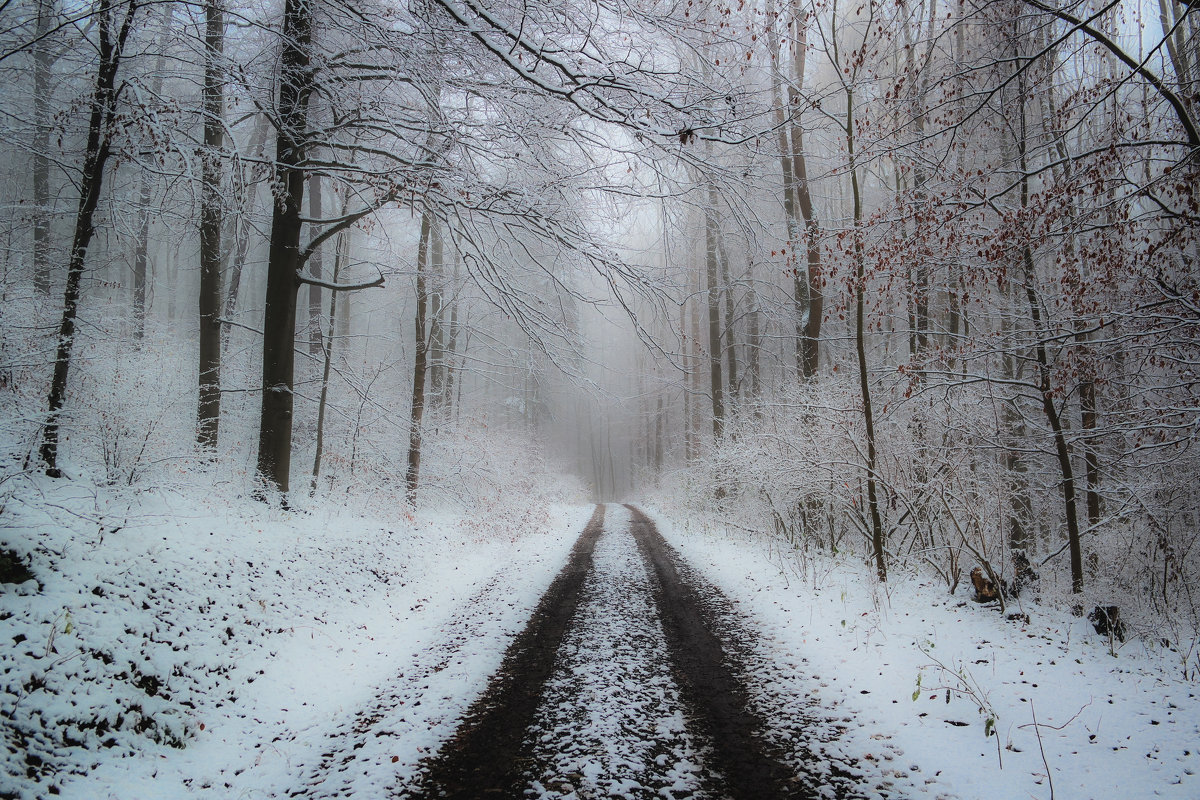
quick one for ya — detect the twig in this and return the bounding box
[1031,700,1054,800]
[1018,699,1092,732]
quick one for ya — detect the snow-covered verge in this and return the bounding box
[648,507,1200,800]
[0,467,592,800]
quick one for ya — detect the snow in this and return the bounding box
[5,475,1198,800]
[649,506,1200,799]
[1,471,589,800]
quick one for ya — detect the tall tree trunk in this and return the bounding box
[256,0,314,496]
[32,0,59,297]
[197,0,224,450]
[428,219,446,408]
[745,275,761,400]
[1022,246,1084,593]
[681,298,693,462]
[689,263,703,454]
[1001,309,1035,578]
[655,393,665,472]
[704,181,724,440]
[848,87,887,581]
[1080,374,1101,527]
[222,114,271,339]
[307,173,324,357]
[40,0,138,475]
[788,0,824,378]
[405,209,433,504]
[443,252,461,418]
[311,224,349,494]
[766,0,807,379]
[1014,33,1084,593]
[130,4,174,337]
[718,240,737,404]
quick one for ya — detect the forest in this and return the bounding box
[1,0,1199,795]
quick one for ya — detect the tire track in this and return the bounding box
[523,504,711,799]
[627,504,808,799]
[396,504,606,798]
[392,504,863,799]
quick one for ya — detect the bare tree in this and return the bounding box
[39,0,140,476]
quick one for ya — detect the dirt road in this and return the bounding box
[395,504,860,799]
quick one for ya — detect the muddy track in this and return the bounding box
[401,504,607,798]
[402,504,836,799]
[626,504,806,799]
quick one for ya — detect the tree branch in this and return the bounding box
[295,270,384,292]
[1020,0,1199,149]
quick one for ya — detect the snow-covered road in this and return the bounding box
[400,504,865,799]
[525,504,709,799]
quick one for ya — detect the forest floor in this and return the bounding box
[2,480,1199,799]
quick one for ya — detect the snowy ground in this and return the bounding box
[650,507,1200,800]
[1,472,589,800]
[6,481,1198,800]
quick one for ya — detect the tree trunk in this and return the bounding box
[788,0,824,378]
[255,0,314,496]
[681,298,693,462]
[1022,247,1084,593]
[307,173,324,357]
[40,0,138,475]
[1080,374,1101,528]
[311,225,349,494]
[655,393,665,472]
[129,5,174,336]
[718,239,737,405]
[1015,50,1084,593]
[197,0,224,450]
[848,88,887,581]
[443,252,460,418]
[222,114,271,340]
[32,0,57,297]
[765,0,808,380]
[428,219,446,408]
[704,181,724,441]
[404,209,433,504]
[745,267,761,400]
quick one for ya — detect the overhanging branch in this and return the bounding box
[1020,0,1199,150]
[296,270,384,291]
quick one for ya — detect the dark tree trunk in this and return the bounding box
[255,0,314,496]
[40,0,138,475]
[1081,371,1101,527]
[1015,61,1084,593]
[405,209,433,504]
[132,180,151,339]
[197,0,224,450]
[848,91,886,581]
[1023,248,1084,593]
